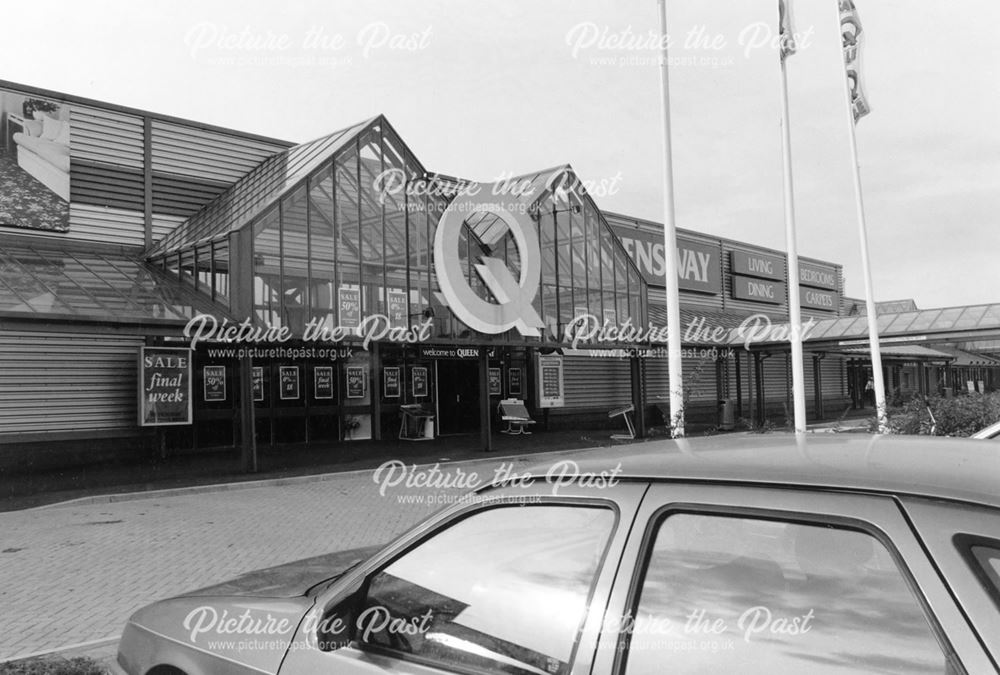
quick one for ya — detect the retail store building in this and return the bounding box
[1,81,997,470]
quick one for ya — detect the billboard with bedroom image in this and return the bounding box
[0,88,70,232]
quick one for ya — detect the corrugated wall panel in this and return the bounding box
[150,121,286,182]
[66,106,147,243]
[149,121,288,220]
[152,214,186,243]
[643,354,718,402]
[70,106,144,168]
[5,205,146,247]
[0,331,143,435]
[562,354,632,408]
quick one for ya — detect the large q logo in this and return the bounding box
[433,185,545,337]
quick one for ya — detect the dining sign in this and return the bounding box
[139,347,192,426]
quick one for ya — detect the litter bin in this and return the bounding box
[943,387,953,399]
[718,399,735,431]
[424,417,435,439]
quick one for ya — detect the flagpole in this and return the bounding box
[778,4,808,433]
[656,0,685,437]
[839,6,887,432]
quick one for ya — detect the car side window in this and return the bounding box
[621,513,959,675]
[968,543,1000,607]
[358,504,615,675]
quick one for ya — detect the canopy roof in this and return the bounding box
[0,241,225,325]
[838,344,956,361]
[721,303,1000,349]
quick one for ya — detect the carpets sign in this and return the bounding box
[139,347,192,426]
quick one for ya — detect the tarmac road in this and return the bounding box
[0,447,592,665]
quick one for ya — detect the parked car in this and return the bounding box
[117,435,1000,674]
[972,419,1000,439]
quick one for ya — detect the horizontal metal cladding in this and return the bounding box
[562,354,632,408]
[0,331,144,436]
[70,159,145,211]
[151,173,229,217]
[150,121,287,183]
[151,214,186,244]
[725,353,845,408]
[643,354,718,402]
[648,285,720,321]
[70,106,145,168]
[150,121,288,219]
[12,205,146,247]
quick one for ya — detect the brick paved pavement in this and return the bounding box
[0,448,591,662]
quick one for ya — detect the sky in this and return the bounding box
[3,0,997,308]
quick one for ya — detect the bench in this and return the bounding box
[498,399,535,435]
[608,403,636,440]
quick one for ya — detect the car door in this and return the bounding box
[589,483,996,674]
[279,480,649,675]
[901,498,1000,667]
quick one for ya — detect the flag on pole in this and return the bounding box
[840,0,871,121]
[779,0,797,60]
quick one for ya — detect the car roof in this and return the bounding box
[523,434,1000,510]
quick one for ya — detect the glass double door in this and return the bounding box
[435,360,481,435]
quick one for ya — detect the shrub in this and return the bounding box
[0,656,108,675]
[883,392,1000,437]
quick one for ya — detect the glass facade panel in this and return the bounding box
[335,147,361,328]
[556,210,575,332]
[381,139,410,327]
[358,130,385,318]
[218,125,647,344]
[179,248,195,287]
[615,247,630,325]
[195,243,212,295]
[213,239,230,308]
[408,192,431,322]
[585,204,602,320]
[281,185,310,334]
[253,207,282,327]
[308,165,336,329]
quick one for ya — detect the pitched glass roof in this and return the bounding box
[0,243,227,324]
[148,116,377,257]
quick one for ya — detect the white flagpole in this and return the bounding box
[778,1,808,433]
[839,4,887,431]
[656,0,685,437]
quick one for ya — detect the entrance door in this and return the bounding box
[436,360,480,435]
